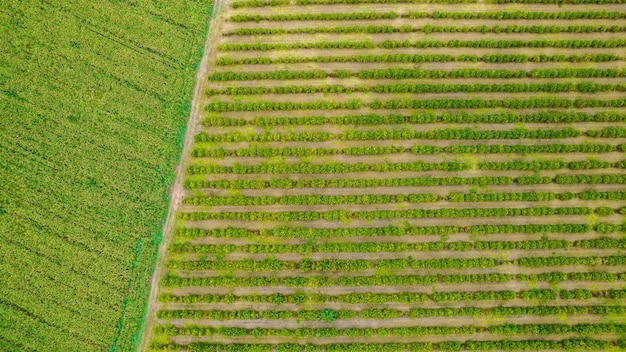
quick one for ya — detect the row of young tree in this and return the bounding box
[171,237,626,255]
[192,143,622,158]
[160,270,603,288]
[187,160,626,175]
[371,98,626,109]
[208,82,626,95]
[228,24,625,36]
[183,190,626,207]
[174,222,616,239]
[157,304,626,324]
[205,99,361,112]
[189,160,469,175]
[167,254,625,272]
[230,11,398,22]
[194,125,622,143]
[156,339,626,352]
[202,111,626,126]
[153,322,626,339]
[232,0,289,7]
[161,286,626,305]
[184,173,626,190]
[177,206,611,222]
[216,53,619,65]
[194,126,576,143]
[229,10,626,22]
[208,67,625,81]
[156,303,623,322]
[219,39,626,51]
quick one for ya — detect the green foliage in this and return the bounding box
[195,126,584,144]
[174,222,603,239]
[151,1,626,351]
[161,270,626,288]
[178,206,598,222]
[208,82,626,95]
[203,111,626,126]
[0,1,213,351]
[230,11,398,22]
[219,39,626,51]
[208,68,626,81]
[321,309,338,323]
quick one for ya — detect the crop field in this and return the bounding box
[0,1,213,351]
[147,0,626,351]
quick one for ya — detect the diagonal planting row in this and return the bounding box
[147,0,626,351]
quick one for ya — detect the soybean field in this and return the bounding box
[148,0,626,351]
[0,1,213,351]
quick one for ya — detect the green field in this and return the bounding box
[0,1,213,350]
[146,0,626,350]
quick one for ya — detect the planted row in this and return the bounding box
[177,206,601,222]
[155,322,626,339]
[230,11,398,22]
[187,160,626,176]
[192,143,622,158]
[202,111,626,126]
[231,0,290,7]
[370,98,626,109]
[173,222,617,239]
[205,99,362,112]
[228,24,625,36]
[168,255,626,271]
[183,190,626,207]
[216,53,620,65]
[219,39,626,51]
[208,68,626,81]
[157,304,624,321]
[195,126,585,143]
[189,160,473,175]
[230,10,626,22]
[422,10,626,19]
[161,271,624,288]
[160,338,624,351]
[171,238,626,255]
[159,286,626,302]
[184,173,626,190]
[208,82,626,95]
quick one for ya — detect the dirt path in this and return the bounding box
[220,31,625,45]
[162,314,613,330]
[169,333,623,346]
[169,280,626,297]
[163,296,626,311]
[138,0,230,350]
[170,247,626,263]
[188,149,625,166]
[181,230,625,247]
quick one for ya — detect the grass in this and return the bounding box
[0,0,213,350]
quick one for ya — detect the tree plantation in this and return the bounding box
[141,0,626,350]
